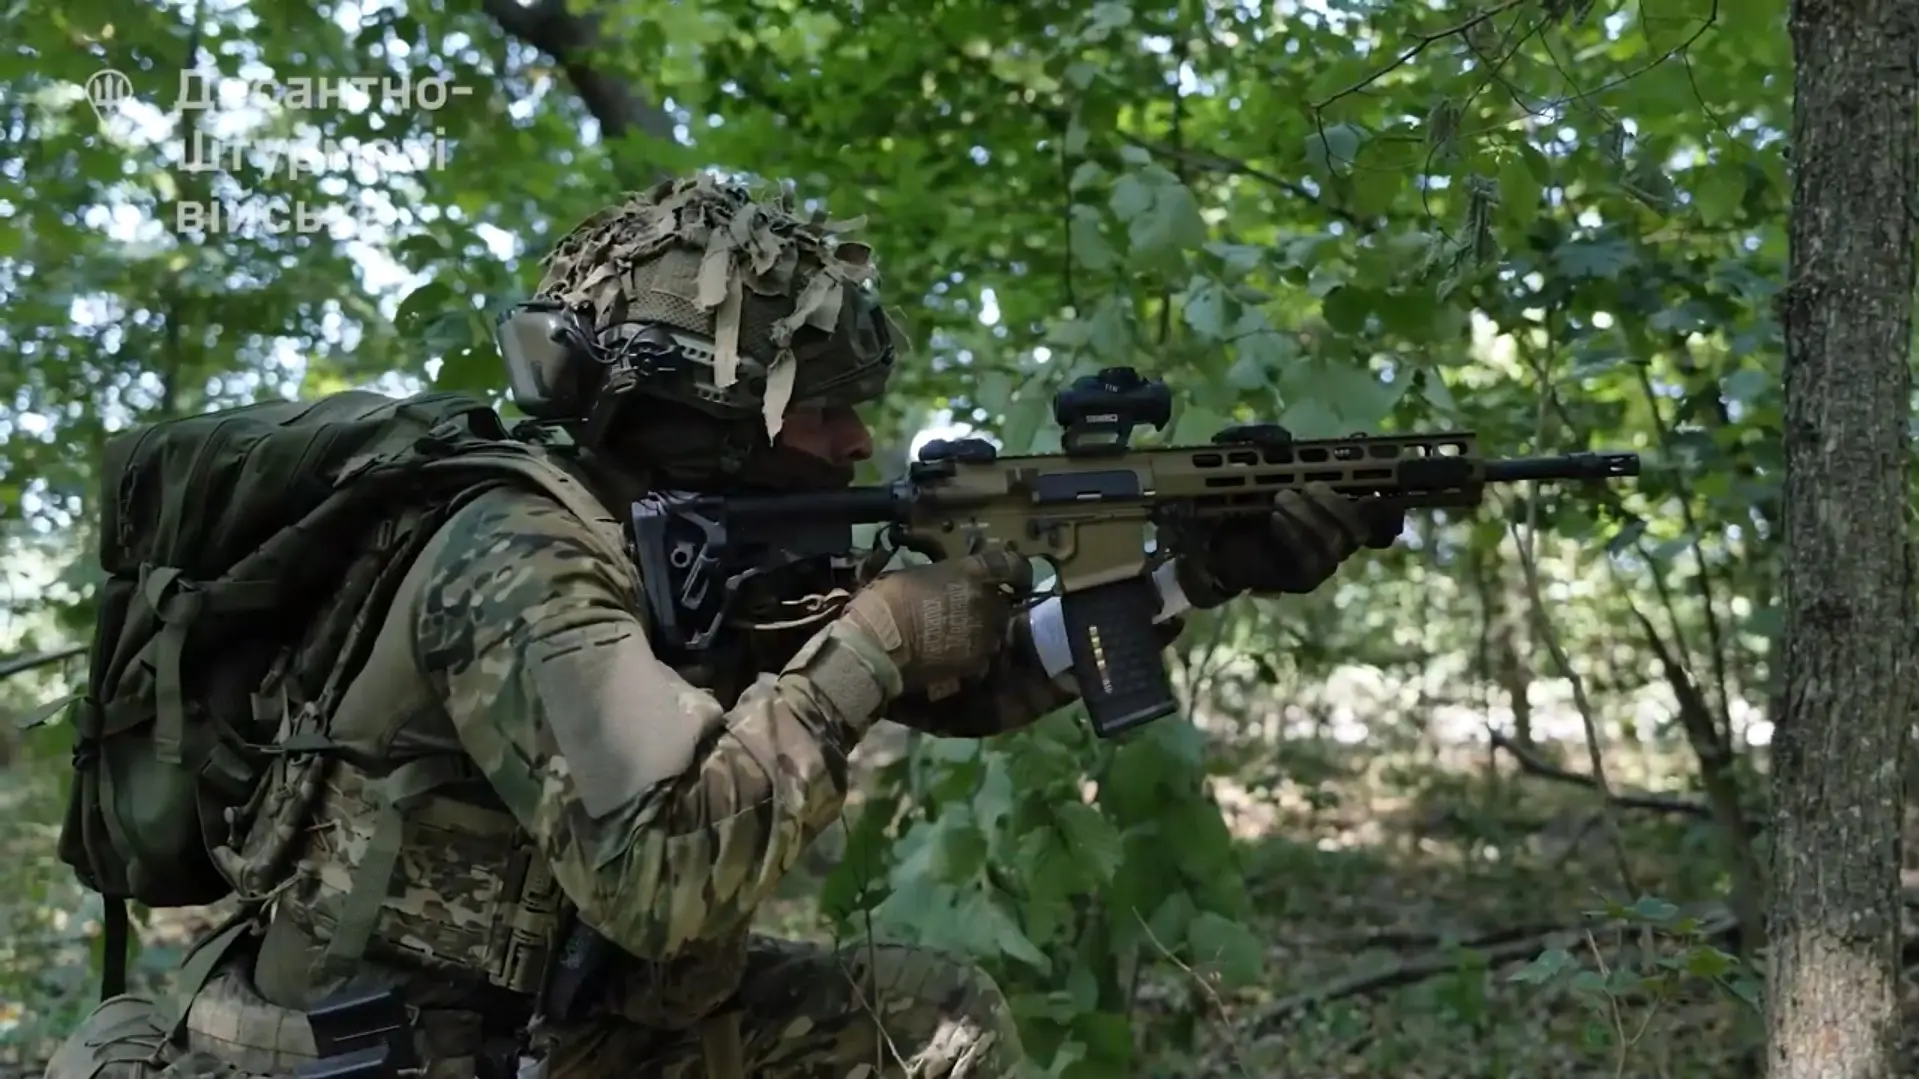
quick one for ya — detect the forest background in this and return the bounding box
[0,0,1907,1075]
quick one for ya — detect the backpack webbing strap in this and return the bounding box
[319,755,484,977]
[101,897,130,1000]
[138,566,279,765]
[698,1012,745,1079]
[159,910,259,1041]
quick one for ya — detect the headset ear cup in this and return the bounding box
[497,302,602,421]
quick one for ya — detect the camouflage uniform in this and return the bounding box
[47,178,1047,1079]
[50,474,1040,1079]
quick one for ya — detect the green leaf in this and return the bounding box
[969,891,1051,968]
[1303,123,1365,176]
[1054,801,1124,883]
[1277,396,1342,438]
[394,231,448,267]
[1570,970,1609,995]
[1004,728,1084,791]
[1553,238,1638,280]
[1013,825,1075,887]
[1181,277,1229,338]
[1683,945,1737,980]
[1186,912,1263,988]
[396,280,454,333]
[1084,298,1135,361]
[1128,182,1208,263]
[1499,152,1543,219]
[1418,369,1459,417]
[1349,165,1402,217]
[1146,891,1197,945]
[1002,384,1055,454]
[1064,115,1090,156]
[1170,402,1230,445]
[1519,143,1555,187]
[1084,0,1132,35]
[1630,895,1681,923]
[433,342,497,389]
[1290,360,1404,429]
[1069,206,1116,272]
[1070,1011,1134,1070]
[1109,175,1154,222]
[974,754,1018,833]
[1509,947,1574,984]
[1723,367,1768,402]
[1205,242,1264,279]
[1376,289,1440,339]
[1321,287,1371,334]
[1228,314,1294,389]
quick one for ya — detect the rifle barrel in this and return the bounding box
[721,486,902,523]
[1484,452,1640,483]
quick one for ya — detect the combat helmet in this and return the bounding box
[496,173,902,482]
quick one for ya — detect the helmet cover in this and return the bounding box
[534,174,903,441]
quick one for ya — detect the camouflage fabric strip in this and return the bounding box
[536,175,886,438]
[411,485,884,960]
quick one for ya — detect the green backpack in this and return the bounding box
[56,389,574,999]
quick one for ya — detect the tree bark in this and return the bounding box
[1767,0,1918,1073]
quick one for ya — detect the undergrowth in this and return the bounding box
[0,719,1779,1079]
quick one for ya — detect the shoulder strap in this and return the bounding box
[411,443,629,552]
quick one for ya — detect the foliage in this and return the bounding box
[0,0,1861,1072]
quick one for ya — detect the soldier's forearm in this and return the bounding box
[559,620,898,959]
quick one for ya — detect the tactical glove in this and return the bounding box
[838,547,1033,695]
[1172,483,1401,609]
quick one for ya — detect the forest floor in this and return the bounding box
[2,725,1913,1079]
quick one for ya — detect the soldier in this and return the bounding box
[46,175,1394,1079]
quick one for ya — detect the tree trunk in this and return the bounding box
[1767,0,1918,1073]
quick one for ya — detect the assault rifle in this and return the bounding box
[632,366,1639,738]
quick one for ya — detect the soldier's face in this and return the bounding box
[779,403,874,469]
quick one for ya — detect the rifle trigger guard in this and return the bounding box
[884,523,949,564]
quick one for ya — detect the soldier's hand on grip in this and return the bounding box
[839,547,1034,694]
[1173,482,1401,608]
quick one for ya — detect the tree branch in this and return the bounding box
[930,33,1373,229]
[1,644,85,681]
[479,0,676,174]
[1487,728,1712,819]
[1256,904,1740,1030]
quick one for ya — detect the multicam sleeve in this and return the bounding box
[409,485,903,960]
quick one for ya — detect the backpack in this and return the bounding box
[55,390,590,1000]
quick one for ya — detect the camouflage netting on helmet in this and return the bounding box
[536,174,902,438]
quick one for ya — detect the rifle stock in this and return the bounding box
[632,367,1641,737]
